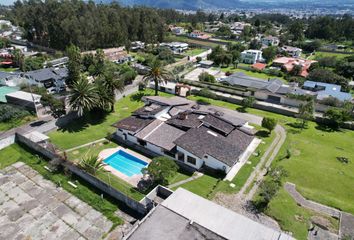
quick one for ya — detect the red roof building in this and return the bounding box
[251,63,267,71]
[273,57,317,78]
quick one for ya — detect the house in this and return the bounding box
[82,47,131,63]
[230,22,251,35]
[169,26,185,35]
[125,188,294,240]
[113,96,256,174]
[160,42,189,54]
[281,45,302,58]
[251,62,267,71]
[261,36,280,46]
[5,90,42,111]
[131,41,145,51]
[199,60,214,68]
[189,31,211,40]
[23,67,68,93]
[302,81,352,102]
[273,57,317,77]
[44,57,68,68]
[241,50,264,64]
[204,21,224,33]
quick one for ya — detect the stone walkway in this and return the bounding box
[284,182,341,218]
[0,162,112,240]
[168,172,204,189]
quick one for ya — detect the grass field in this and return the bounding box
[48,90,170,150]
[0,144,124,228]
[165,34,218,48]
[0,115,36,132]
[0,67,19,72]
[66,140,118,162]
[309,51,352,60]
[183,48,206,56]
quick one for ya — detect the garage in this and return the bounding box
[267,95,281,103]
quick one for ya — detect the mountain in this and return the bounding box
[99,0,242,10]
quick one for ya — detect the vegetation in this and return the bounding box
[296,100,315,129]
[198,72,216,83]
[308,68,350,92]
[241,96,256,112]
[261,117,277,133]
[79,155,104,175]
[262,46,277,63]
[143,156,179,185]
[0,105,35,131]
[143,59,171,96]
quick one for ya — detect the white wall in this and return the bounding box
[176,146,204,169]
[203,154,231,173]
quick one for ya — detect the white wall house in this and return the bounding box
[241,50,264,64]
[261,36,280,46]
[281,46,302,58]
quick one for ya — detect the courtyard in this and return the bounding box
[0,162,112,240]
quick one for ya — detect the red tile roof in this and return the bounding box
[252,63,267,71]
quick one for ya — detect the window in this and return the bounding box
[177,152,185,161]
[187,156,196,165]
[138,139,146,146]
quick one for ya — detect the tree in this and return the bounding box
[69,76,98,116]
[262,117,277,133]
[290,64,303,76]
[66,44,82,86]
[198,72,216,83]
[91,49,106,78]
[335,60,354,80]
[262,46,277,63]
[143,59,170,96]
[297,100,314,129]
[324,105,353,129]
[288,20,304,41]
[241,96,255,111]
[249,39,262,50]
[142,156,179,185]
[13,49,24,70]
[79,155,104,175]
[308,68,350,92]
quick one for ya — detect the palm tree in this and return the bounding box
[79,155,104,175]
[69,76,98,116]
[143,59,171,96]
[98,64,125,112]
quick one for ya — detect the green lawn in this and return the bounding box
[166,168,194,185]
[48,90,171,150]
[173,174,222,199]
[184,48,206,57]
[0,67,19,72]
[267,188,339,240]
[0,144,124,228]
[309,51,352,60]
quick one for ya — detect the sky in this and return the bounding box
[0,0,16,5]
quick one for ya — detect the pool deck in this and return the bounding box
[99,147,152,187]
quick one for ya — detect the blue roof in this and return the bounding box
[303,81,352,102]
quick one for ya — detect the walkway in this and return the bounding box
[168,172,204,189]
[284,182,341,218]
[64,138,106,152]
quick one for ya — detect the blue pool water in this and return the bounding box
[103,150,148,177]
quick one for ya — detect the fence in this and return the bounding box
[15,132,151,215]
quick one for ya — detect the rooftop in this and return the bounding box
[0,86,19,103]
[303,81,352,101]
[5,90,41,102]
[112,116,153,133]
[126,188,294,240]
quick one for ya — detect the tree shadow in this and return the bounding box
[315,123,342,133]
[196,99,211,105]
[130,91,150,102]
[57,111,108,133]
[255,130,270,138]
[236,107,247,113]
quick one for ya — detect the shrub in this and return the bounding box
[0,105,31,122]
[197,88,218,99]
[241,96,255,111]
[142,156,179,185]
[262,117,277,133]
[198,72,216,83]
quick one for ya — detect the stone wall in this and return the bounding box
[15,133,149,215]
[0,135,15,150]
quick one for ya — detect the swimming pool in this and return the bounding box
[103,150,148,177]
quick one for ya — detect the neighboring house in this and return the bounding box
[113,96,256,174]
[0,72,27,87]
[5,90,42,111]
[230,21,251,35]
[160,42,189,54]
[23,67,68,93]
[170,26,185,35]
[222,72,313,104]
[241,50,264,64]
[125,188,294,240]
[189,31,211,40]
[199,60,214,68]
[82,47,131,63]
[272,57,317,78]
[261,36,280,46]
[131,41,145,51]
[204,21,224,33]
[302,81,352,102]
[281,45,302,58]
[44,57,68,68]
[251,63,267,71]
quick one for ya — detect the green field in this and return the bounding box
[0,115,37,132]
[48,90,171,150]
[309,51,352,60]
[184,48,206,56]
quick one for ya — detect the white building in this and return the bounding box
[281,45,302,58]
[160,42,189,54]
[113,96,256,174]
[261,36,280,46]
[241,50,264,64]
